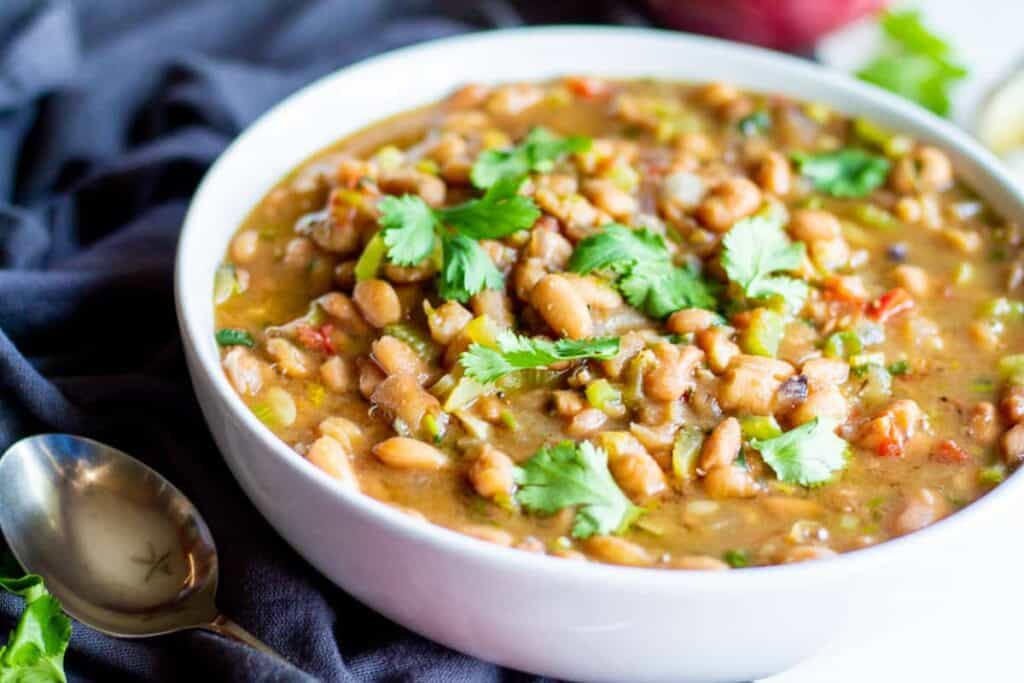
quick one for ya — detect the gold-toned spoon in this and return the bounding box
[0,433,290,664]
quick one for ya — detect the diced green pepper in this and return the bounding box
[849,202,899,231]
[672,427,704,484]
[852,117,912,157]
[354,232,387,281]
[464,315,501,349]
[383,323,439,362]
[444,376,490,412]
[373,144,404,171]
[739,415,783,441]
[214,264,241,304]
[740,308,786,358]
[977,297,1024,320]
[723,549,750,568]
[887,359,910,376]
[823,330,862,360]
[858,364,892,405]
[998,355,1024,385]
[738,110,771,136]
[979,464,1006,485]
[585,379,623,415]
[499,410,519,431]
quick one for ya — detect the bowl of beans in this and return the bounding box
[175,27,1024,682]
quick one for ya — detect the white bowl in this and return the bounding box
[175,27,1024,683]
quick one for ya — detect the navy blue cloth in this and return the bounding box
[0,1,652,681]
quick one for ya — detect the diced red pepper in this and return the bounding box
[564,76,610,99]
[295,324,337,355]
[875,437,903,458]
[931,439,970,464]
[867,287,914,323]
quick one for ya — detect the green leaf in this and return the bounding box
[515,441,642,539]
[569,224,716,318]
[0,553,71,683]
[855,10,967,117]
[436,177,540,239]
[751,417,849,487]
[378,194,438,266]
[436,233,504,303]
[460,330,620,383]
[215,328,254,348]
[790,149,891,198]
[471,127,592,188]
[720,215,808,310]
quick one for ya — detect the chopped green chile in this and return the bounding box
[214,77,1019,569]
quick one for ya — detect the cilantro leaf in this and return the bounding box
[750,417,849,486]
[720,215,808,309]
[569,224,717,318]
[790,149,891,198]
[471,127,592,188]
[378,194,439,266]
[515,440,642,538]
[0,553,71,682]
[460,330,620,383]
[436,177,540,239]
[437,233,503,303]
[856,10,966,116]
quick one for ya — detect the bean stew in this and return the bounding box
[214,78,1023,569]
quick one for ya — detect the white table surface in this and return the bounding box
[763,2,1024,682]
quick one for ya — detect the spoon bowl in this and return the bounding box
[0,434,283,659]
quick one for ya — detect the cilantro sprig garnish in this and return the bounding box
[471,127,592,189]
[856,10,967,117]
[720,214,808,311]
[515,440,642,539]
[0,553,72,682]
[750,417,849,487]
[376,178,540,302]
[790,149,891,198]
[569,224,716,318]
[460,330,619,383]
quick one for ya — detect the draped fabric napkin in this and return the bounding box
[0,0,657,680]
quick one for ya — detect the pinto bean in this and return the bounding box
[461,525,513,546]
[644,344,705,401]
[788,209,841,242]
[757,152,792,196]
[283,236,315,269]
[266,338,312,378]
[357,357,385,399]
[318,292,371,335]
[470,289,514,328]
[671,555,730,570]
[717,355,794,414]
[370,374,442,435]
[378,168,446,207]
[320,355,354,393]
[373,437,448,470]
[696,177,761,232]
[891,488,947,535]
[526,225,572,268]
[562,274,623,310]
[223,347,268,396]
[567,408,608,437]
[667,308,719,335]
[353,279,402,328]
[425,300,472,345]
[801,358,849,389]
[583,536,652,567]
[230,229,260,264]
[703,465,759,499]
[1000,385,1024,424]
[700,417,741,472]
[788,386,848,426]
[968,402,999,446]
[1002,423,1024,465]
[371,335,428,383]
[318,416,367,454]
[307,436,359,488]
[599,432,668,501]
[531,274,593,339]
[582,178,637,219]
[892,264,930,297]
[696,326,740,374]
[779,545,837,564]
[468,444,517,500]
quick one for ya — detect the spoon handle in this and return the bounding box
[203,614,291,665]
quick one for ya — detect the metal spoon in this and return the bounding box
[0,433,289,664]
